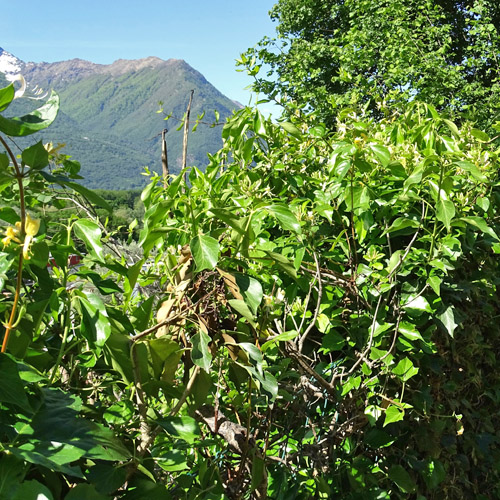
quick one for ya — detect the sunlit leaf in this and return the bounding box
[190,234,219,271]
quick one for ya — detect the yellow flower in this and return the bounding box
[25,214,40,237]
[2,214,40,260]
[2,225,21,248]
[22,214,41,260]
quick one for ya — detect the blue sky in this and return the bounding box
[3,0,278,109]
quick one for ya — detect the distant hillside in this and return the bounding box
[0,48,241,189]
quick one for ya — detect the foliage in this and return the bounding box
[1,71,500,500]
[242,0,500,129]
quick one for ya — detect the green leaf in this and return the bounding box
[454,161,487,182]
[155,450,188,472]
[73,219,104,261]
[233,273,263,315]
[262,250,297,279]
[402,295,432,315]
[436,199,455,230]
[281,121,301,138]
[470,128,490,142]
[158,416,201,444]
[266,204,301,234]
[251,454,266,492]
[369,144,391,167]
[388,465,416,493]
[392,357,419,381]
[21,141,49,169]
[365,428,395,449]
[460,216,499,241]
[0,152,9,171]
[0,84,15,112]
[384,405,404,426]
[0,91,59,136]
[191,331,212,372]
[79,294,111,348]
[0,354,31,412]
[64,484,109,500]
[261,330,299,351]
[228,299,256,323]
[438,306,458,338]
[398,322,423,342]
[11,480,54,500]
[66,182,112,212]
[86,463,127,495]
[190,234,219,271]
[422,459,446,490]
[442,118,460,139]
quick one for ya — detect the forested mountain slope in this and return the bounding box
[0,48,240,188]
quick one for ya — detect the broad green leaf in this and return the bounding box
[262,250,298,279]
[73,219,104,261]
[438,306,458,338]
[281,121,301,138]
[86,463,127,495]
[0,152,9,170]
[8,443,82,477]
[369,144,391,167]
[392,357,419,381]
[422,459,446,490]
[427,275,441,295]
[470,128,490,142]
[384,217,419,234]
[0,84,15,112]
[460,216,499,241]
[341,375,361,396]
[251,455,266,492]
[155,450,188,472]
[158,416,201,444]
[209,208,247,235]
[228,299,256,323]
[64,484,109,500]
[442,118,460,138]
[21,141,49,169]
[11,480,54,500]
[365,428,395,449]
[0,91,59,136]
[233,273,263,315]
[321,331,346,352]
[191,331,212,372]
[190,234,219,271]
[402,295,432,315]
[436,199,455,230]
[398,322,423,342]
[79,294,111,348]
[388,465,416,493]
[266,204,301,234]
[237,362,278,401]
[454,161,487,182]
[384,405,404,426]
[0,354,31,412]
[261,330,299,351]
[65,181,112,212]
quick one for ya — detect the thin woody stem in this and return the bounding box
[0,135,27,353]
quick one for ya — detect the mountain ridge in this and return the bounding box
[0,47,239,189]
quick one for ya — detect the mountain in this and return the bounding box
[0,48,241,189]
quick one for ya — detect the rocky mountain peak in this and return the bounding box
[0,47,23,81]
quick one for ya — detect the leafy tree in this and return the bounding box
[243,0,500,128]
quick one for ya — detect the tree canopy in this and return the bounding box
[244,0,500,127]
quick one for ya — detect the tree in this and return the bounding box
[244,0,500,127]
